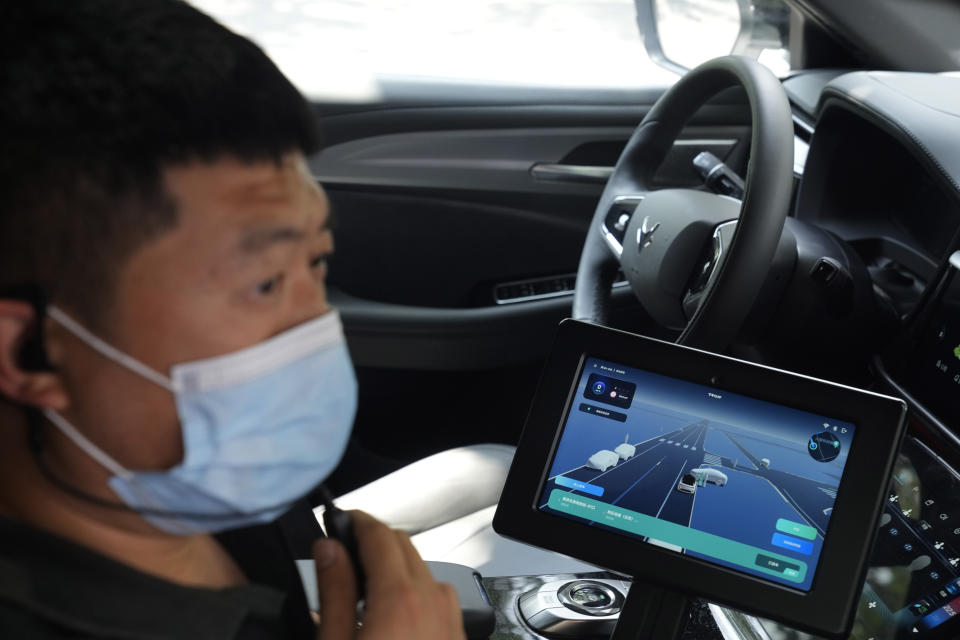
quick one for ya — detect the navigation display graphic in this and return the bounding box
[539,357,856,591]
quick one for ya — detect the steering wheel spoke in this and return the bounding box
[599,194,647,260]
[682,220,737,320]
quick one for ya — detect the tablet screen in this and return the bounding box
[539,356,856,592]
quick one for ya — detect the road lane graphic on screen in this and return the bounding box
[538,358,855,591]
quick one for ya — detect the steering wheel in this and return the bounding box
[572,56,794,353]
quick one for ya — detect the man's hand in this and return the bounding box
[314,510,466,640]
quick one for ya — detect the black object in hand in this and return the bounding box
[318,485,366,601]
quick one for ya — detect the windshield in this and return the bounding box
[191,0,680,101]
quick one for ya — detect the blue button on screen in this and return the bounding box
[771,532,813,555]
[555,475,604,497]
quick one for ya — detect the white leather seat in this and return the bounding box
[314,444,601,577]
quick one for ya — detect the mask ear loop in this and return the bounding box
[42,408,200,533]
[42,408,133,480]
[46,306,176,392]
[26,407,137,513]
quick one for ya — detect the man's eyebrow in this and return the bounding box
[239,226,308,253]
[238,217,333,254]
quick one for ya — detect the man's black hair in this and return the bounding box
[0,0,322,330]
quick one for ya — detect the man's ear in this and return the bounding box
[0,300,68,411]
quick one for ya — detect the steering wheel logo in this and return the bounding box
[636,216,661,252]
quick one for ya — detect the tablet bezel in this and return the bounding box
[493,320,907,639]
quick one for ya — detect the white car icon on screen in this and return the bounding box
[691,468,728,486]
[586,450,620,472]
[614,434,635,460]
[677,473,697,494]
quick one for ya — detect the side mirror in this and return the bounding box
[635,0,791,75]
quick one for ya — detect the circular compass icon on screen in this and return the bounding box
[808,431,842,462]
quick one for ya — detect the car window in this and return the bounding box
[654,0,791,75]
[190,0,679,101]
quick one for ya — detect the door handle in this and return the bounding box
[529,163,613,184]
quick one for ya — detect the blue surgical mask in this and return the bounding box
[44,307,357,535]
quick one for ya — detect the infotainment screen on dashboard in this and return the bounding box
[494,320,908,639]
[540,356,854,592]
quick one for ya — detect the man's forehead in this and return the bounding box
[163,154,328,233]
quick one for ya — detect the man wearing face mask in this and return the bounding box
[0,2,475,638]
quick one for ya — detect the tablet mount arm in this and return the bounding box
[610,582,692,640]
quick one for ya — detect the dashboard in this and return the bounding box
[727,71,960,640]
[783,71,960,431]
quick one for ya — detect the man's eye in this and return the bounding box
[309,253,331,269]
[256,274,284,295]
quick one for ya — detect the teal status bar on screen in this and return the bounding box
[548,489,808,583]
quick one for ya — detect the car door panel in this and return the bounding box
[330,286,644,371]
[314,84,751,468]
[311,126,745,194]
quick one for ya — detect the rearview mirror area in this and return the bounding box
[639,0,791,75]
